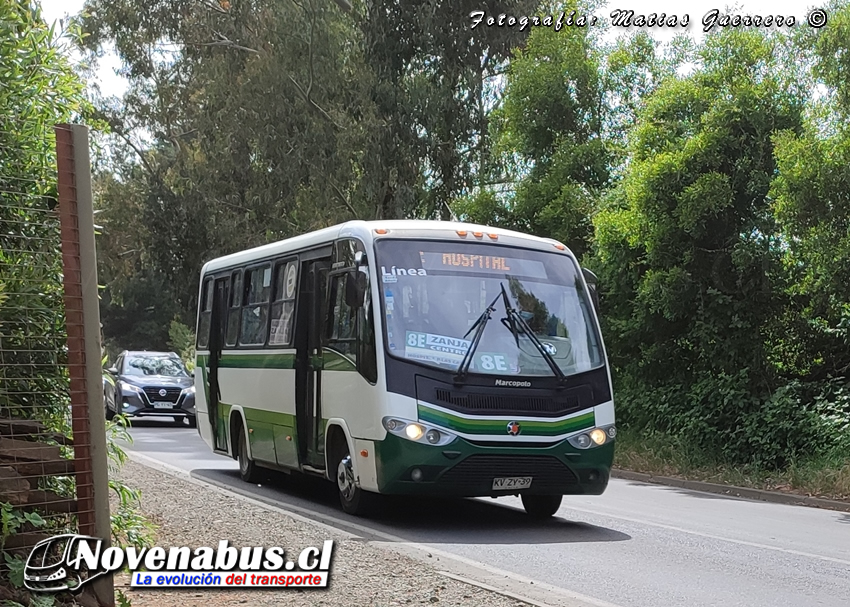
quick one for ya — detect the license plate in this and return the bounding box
[152,402,173,409]
[492,476,532,491]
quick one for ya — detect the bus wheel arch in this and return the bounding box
[229,409,262,483]
[325,422,377,516]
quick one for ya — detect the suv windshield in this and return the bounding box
[375,239,603,378]
[123,356,188,377]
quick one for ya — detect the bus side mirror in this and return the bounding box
[354,251,367,269]
[582,268,600,313]
[345,270,367,309]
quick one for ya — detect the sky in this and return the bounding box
[39,0,823,99]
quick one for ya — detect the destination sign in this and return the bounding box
[419,252,548,279]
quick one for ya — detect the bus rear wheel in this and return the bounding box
[521,494,562,519]
[335,443,377,516]
[236,424,262,484]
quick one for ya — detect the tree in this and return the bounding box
[456,7,690,257]
[591,28,809,466]
[770,2,850,381]
[358,0,539,220]
[0,1,87,421]
[77,0,538,343]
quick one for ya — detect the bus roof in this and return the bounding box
[200,219,572,275]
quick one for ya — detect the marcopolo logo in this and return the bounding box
[25,534,335,592]
[494,379,532,388]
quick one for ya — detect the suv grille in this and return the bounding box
[142,387,182,404]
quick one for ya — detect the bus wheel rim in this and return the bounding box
[337,455,355,501]
[239,435,249,474]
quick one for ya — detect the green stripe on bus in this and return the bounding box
[197,350,355,371]
[417,405,595,436]
[220,353,296,369]
[243,407,296,426]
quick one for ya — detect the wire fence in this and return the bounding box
[0,123,110,603]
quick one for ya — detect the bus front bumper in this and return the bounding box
[373,433,614,497]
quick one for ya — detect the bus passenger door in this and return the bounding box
[208,277,229,452]
[294,254,331,470]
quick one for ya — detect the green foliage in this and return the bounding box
[115,590,132,607]
[0,504,45,551]
[167,318,195,371]
[591,28,816,468]
[3,553,25,589]
[0,0,87,422]
[460,10,690,258]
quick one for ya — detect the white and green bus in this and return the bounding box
[194,220,615,518]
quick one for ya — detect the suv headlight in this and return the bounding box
[119,382,142,394]
[568,424,616,449]
[382,417,457,446]
[182,386,195,395]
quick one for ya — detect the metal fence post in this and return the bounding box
[55,124,114,607]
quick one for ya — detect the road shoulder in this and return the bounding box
[611,469,850,513]
[112,457,534,607]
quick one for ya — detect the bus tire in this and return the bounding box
[334,442,376,516]
[521,494,562,519]
[235,421,262,484]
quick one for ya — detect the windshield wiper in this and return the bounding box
[454,290,503,383]
[498,283,567,384]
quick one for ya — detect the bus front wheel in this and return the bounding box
[521,494,562,519]
[335,444,376,516]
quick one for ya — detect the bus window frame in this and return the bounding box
[323,238,377,384]
[224,269,243,348]
[267,256,299,349]
[196,277,214,349]
[237,262,273,348]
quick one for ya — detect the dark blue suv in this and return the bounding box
[104,351,196,427]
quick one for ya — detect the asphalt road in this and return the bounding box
[119,418,850,607]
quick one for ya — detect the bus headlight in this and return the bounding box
[589,429,607,445]
[382,417,456,447]
[425,429,441,444]
[568,425,616,450]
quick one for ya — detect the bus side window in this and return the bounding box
[358,269,378,383]
[327,273,357,359]
[225,270,242,347]
[240,265,271,346]
[325,267,378,383]
[197,278,214,349]
[269,261,297,347]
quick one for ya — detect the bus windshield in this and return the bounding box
[374,239,604,378]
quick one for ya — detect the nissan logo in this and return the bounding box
[158,389,167,397]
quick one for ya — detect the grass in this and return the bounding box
[613,429,850,502]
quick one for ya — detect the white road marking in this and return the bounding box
[557,503,850,567]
